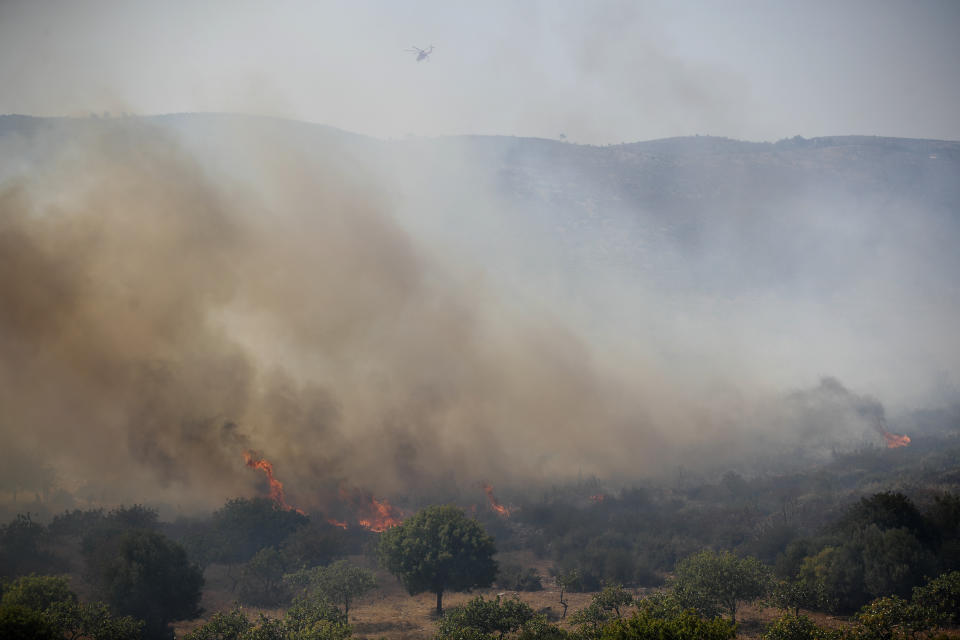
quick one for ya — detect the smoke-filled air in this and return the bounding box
[3,114,955,514]
[1,3,959,639]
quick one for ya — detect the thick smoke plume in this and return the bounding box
[0,119,677,511]
[0,118,952,513]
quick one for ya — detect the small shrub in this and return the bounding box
[763,614,838,640]
[496,564,543,591]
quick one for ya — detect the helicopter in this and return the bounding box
[406,45,434,62]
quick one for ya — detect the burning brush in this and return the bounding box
[242,452,404,530]
[242,450,306,514]
[481,482,513,517]
[334,486,404,532]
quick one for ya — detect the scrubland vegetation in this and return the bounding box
[1,420,959,639]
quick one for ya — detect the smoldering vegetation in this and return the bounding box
[0,114,959,517]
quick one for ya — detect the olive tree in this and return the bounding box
[673,550,769,624]
[0,574,142,640]
[436,595,537,639]
[87,529,203,638]
[284,560,376,622]
[377,505,497,615]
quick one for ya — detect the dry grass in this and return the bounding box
[173,553,954,640]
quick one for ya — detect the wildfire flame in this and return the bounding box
[590,494,606,503]
[334,486,404,532]
[241,453,400,528]
[358,496,404,532]
[882,430,911,448]
[242,450,306,515]
[482,482,512,517]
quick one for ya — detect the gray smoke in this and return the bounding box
[0,117,955,514]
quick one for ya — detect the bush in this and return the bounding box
[0,604,59,640]
[87,529,203,638]
[0,514,59,578]
[237,546,289,606]
[181,607,252,640]
[184,601,350,640]
[763,614,838,640]
[284,560,376,623]
[281,522,349,568]
[672,550,768,623]
[211,498,308,564]
[437,595,537,640]
[0,574,76,610]
[0,574,141,640]
[911,570,960,627]
[47,508,106,539]
[798,545,868,613]
[496,564,543,591]
[45,600,143,640]
[598,608,736,640]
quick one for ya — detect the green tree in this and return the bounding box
[910,570,960,628]
[592,585,635,620]
[515,615,569,640]
[183,601,350,640]
[762,614,838,640]
[495,563,543,592]
[378,505,497,615]
[0,574,76,610]
[104,504,160,531]
[634,592,684,619]
[798,545,868,613]
[181,607,252,640]
[598,608,736,640]
[767,578,823,617]
[0,574,141,640]
[554,570,579,619]
[850,595,922,640]
[570,585,636,637]
[211,497,308,564]
[436,595,536,640]
[0,604,59,640]
[861,526,933,599]
[0,513,57,578]
[672,550,768,623]
[281,522,349,569]
[278,597,351,640]
[47,508,107,539]
[284,560,376,622]
[238,547,289,606]
[45,600,144,640]
[925,494,960,573]
[89,529,204,638]
[840,493,927,542]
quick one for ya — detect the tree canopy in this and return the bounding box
[210,497,309,563]
[377,505,497,615]
[0,574,142,640]
[436,595,538,640]
[673,550,768,623]
[89,529,204,638]
[285,560,376,622]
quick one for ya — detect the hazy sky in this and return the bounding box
[1,0,958,143]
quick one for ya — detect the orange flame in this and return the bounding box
[482,482,511,517]
[590,494,606,503]
[327,518,349,529]
[242,451,306,515]
[335,486,404,531]
[882,431,911,448]
[358,496,404,532]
